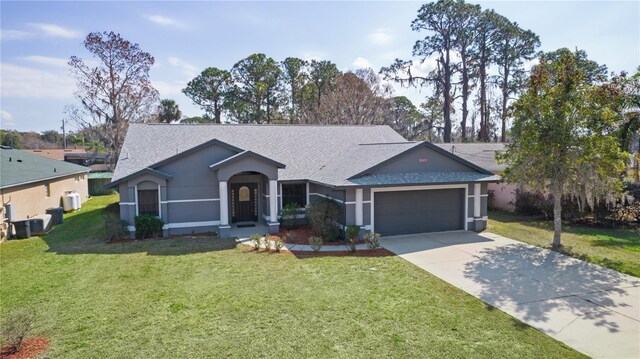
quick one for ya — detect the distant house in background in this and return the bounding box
[26,149,111,172]
[26,148,113,196]
[1,146,89,220]
[435,143,516,212]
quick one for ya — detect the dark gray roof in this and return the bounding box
[349,172,500,187]
[112,124,497,187]
[1,147,89,189]
[434,143,506,173]
[113,124,407,186]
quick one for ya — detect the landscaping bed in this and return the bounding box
[274,226,365,245]
[0,337,49,359]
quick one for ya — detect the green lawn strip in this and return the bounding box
[488,210,640,277]
[1,196,584,358]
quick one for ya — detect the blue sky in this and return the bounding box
[1,1,639,132]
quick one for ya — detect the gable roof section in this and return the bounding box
[1,147,89,189]
[209,150,285,171]
[434,143,506,174]
[111,124,406,185]
[348,141,494,180]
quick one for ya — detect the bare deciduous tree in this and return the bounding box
[69,31,159,162]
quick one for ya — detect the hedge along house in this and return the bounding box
[106,124,499,238]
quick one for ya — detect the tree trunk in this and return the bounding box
[478,51,489,142]
[461,53,469,142]
[552,190,562,250]
[442,52,452,143]
[500,63,509,142]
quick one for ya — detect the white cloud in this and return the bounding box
[352,57,372,69]
[369,28,392,45]
[153,79,186,97]
[302,51,327,62]
[0,29,33,41]
[1,110,16,129]
[28,23,82,39]
[20,55,69,67]
[144,15,182,27]
[168,57,199,78]
[0,63,75,99]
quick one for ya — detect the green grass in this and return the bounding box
[0,195,584,358]
[488,210,640,277]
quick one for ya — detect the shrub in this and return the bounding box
[134,214,163,239]
[487,190,496,211]
[286,231,298,243]
[346,225,360,252]
[0,310,34,354]
[274,236,285,252]
[103,213,128,241]
[306,197,343,242]
[280,203,298,229]
[364,232,381,250]
[264,234,272,251]
[308,235,323,252]
[514,189,553,218]
[250,234,261,250]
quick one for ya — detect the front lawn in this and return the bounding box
[488,210,640,277]
[0,195,583,358]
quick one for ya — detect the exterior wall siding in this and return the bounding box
[369,146,473,175]
[1,173,89,219]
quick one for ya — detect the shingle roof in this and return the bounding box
[112,124,497,187]
[113,124,407,186]
[349,172,500,187]
[24,148,86,161]
[1,147,89,189]
[434,143,506,173]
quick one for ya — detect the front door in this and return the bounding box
[231,183,258,222]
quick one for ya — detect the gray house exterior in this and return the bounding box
[107,124,499,238]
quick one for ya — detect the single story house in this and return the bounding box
[435,143,516,212]
[1,146,90,220]
[107,124,499,238]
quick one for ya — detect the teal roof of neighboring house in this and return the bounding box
[0,147,90,189]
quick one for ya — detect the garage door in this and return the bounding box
[373,188,465,236]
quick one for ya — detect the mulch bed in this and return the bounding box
[240,243,393,257]
[290,248,394,257]
[0,337,49,359]
[274,226,365,246]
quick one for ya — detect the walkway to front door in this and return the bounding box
[381,231,640,359]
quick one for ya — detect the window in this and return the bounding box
[138,189,159,216]
[74,175,80,182]
[44,183,50,198]
[282,184,306,208]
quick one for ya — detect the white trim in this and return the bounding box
[219,181,229,226]
[370,184,469,233]
[467,216,489,222]
[467,194,489,198]
[355,188,363,226]
[157,184,162,219]
[163,220,221,230]
[278,182,283,210]
[134,184,139,216]
[119,202,135,206]
[474,183,481,218]
[269,180,278,223]
[308,192,345,204]
[161,198,220,204]
[344,200,371,205]
[306,182,310,206]
[127,225,135,232]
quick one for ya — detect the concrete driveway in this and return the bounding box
[381,231,640,359]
